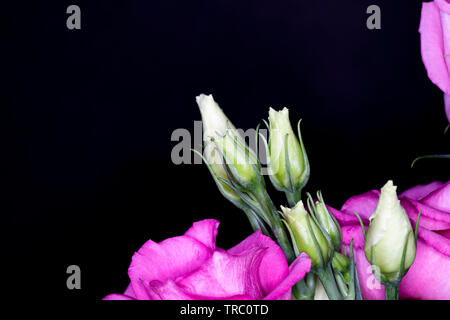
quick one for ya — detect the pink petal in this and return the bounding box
[400,229,450,299]
[419,1,450,95]
[421,181,450,213]
[102,294,135,300]
[418,226,450,256]
[177,247,267,299]
[438,230,450,239]
[228,230,289,295]
[185,219,219,251]
[326,205,362,225]
[124,283,136,298]
[402,198,450,230]
[340,190,379,222]
[341,225,366,249]
[340,225,386,299]
[399,181,443,200]
[135,278,255,300]
[142,280,198,300]
[264,252,312,300]
[353,248,385,300]
[128,220,217,299]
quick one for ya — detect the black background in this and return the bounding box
[3,0,449,303]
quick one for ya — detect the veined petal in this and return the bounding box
[177,247,266,299]
[341,190,380,221]
[124,283,136,298]
[327,205,366,225]
[102,294,135,300]
[400,229,450,300]
[401,198,450,230]
[399,181,443,200]
[421,181,450,212]
[128,220,218,299]
[438,230,450,239]
[143,280,197,300]
[419,1,450,95]
[402,199,450,230]
[340,242,385,300]
[341,225,366,249]
[418,226,450,256]
[264,252,312,300]
[185,219,220,252]
[228,230,289,295]
[353,248,385,300]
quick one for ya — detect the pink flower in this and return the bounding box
[103,219,311,300]
[327,181,450,300]
[419,0,450,122]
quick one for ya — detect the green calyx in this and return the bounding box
[281,201,332,270]
[265,108,310,196]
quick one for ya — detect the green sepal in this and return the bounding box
[296,119,310,192]
[306,192,334,258]
[353,210,366,239]
[284,133,296,193]
[281,218,301,257]
[411,154,450,168]
[414,210,422,243]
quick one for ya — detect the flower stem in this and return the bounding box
[292,273,315,300]
[272,215,296,262]
[253,186,296,262]
[242,208,269,235]
[285,189,302,207]
[315,264,343,300]
[385,284,399,300]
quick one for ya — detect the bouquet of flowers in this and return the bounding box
[103,1,449,300]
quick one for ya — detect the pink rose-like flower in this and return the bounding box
[419,0,450,122]
[327,181,450,300]
[103,219,311,300]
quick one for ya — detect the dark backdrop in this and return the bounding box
[3,0,449,302]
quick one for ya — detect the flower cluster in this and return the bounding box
[102,2,450,300]
[104,91,449,300]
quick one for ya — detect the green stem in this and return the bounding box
[315,264,343,300]
[385,284,399,300]
[242,208,269,235]
[252,185,295,262]
[292,273,315,300]
[261,188,295,262]
[272,215,295,262]
[285,189,302,207]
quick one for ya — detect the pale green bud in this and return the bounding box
[281,201,332,269]
[315,198,342,251]
[331,252,351,282]
[364,180,416,284]
[268,107,309,193]
[197,94,260,193]
[218,129,259,187]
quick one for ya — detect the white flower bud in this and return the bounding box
[196,94,260,195]
[267,107,309,194]
[364,180,416,284]
[281,201,331,269]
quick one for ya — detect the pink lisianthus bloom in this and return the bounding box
[419,0,450,122]
[327,181,450,300]
[103,219,311,300]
